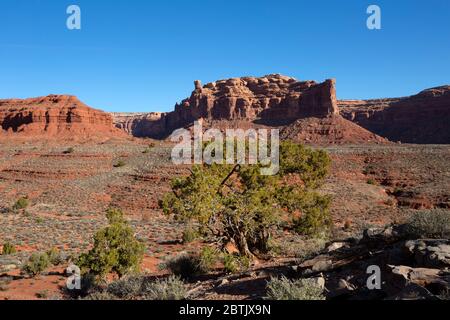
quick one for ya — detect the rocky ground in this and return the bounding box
[0,138,449,300]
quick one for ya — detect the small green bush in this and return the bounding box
[294,193,332,236]
[143,276,188,300]
[161,253,203,279]
[406,209,450,239]
[46,247,64,266]
[222,254,250,274]
[265,276,325,300]
[367,179,377,185]
[182,227,199,244]
[2,242,16,255]
[77,208,145,279]
[113,160,126,168]
[198,247,219,272]
[22,252,50,276]
[13,197,29,210]
[162,248,220,278]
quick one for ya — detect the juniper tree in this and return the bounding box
[161,141,332,258]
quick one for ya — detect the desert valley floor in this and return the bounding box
[0,137,448,299]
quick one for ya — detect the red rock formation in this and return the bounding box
[112,112,165,137]
[0,95,124,140]
[340,86,450,144]
[280,116,388,145]
[113,74,339,138]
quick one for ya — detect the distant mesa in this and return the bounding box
[2,75,449,144]
[340,85,450,144]
[0,95,125,140]
[111,74,448,144]
[113,74,344,141]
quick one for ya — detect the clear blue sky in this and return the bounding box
[0,0,449,112]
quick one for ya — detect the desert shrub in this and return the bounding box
[265,276,325,300]
[293,192,332,236]
[405,209,450,239]
[161,253,203,279]
[22,252,50,276]
[143,276,188,300]
[2,242,16,255]
[13,197,29,210]
[268,237,326,262]
[148,142,156,148]
[82,291,117,300]
[222,254,239,274]
[113,160,126,168]
[161,141,331,258]
[366,178,377,185]
[77,208,145,279]
[97,275,188,300]
[46,247,65,266]
[162,247,223,278]
[198,247,220,272]
[63,147,75,154]
[222,253,250,274]
[182,226,199,244]
[107,276,144,299]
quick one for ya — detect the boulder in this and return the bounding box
[404,240,450,269]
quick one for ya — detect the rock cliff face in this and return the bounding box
[280,116,387,145]
[112,112,165,137]
[113,74,339,138]
[0,95,124,139]
[340,86,450,144]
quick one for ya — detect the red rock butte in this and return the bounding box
[113,74,342,139]
[0,95,125,141]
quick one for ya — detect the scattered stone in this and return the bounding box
[404,240,450,269]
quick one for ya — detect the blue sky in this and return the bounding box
[0,0,449,112]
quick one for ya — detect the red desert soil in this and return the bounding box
[0,138,448,300]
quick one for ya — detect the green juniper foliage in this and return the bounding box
[77,208,145,279]
[13,197,29,210]
[22,252,51,276]
[2,242,17,255]
[161,141,332,258]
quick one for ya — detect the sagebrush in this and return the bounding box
[265,276,325,300]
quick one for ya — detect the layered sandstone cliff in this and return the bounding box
[280,116,387,145]
[113,74,339,138]
[340,86,450,144]
[0,95,124,139]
